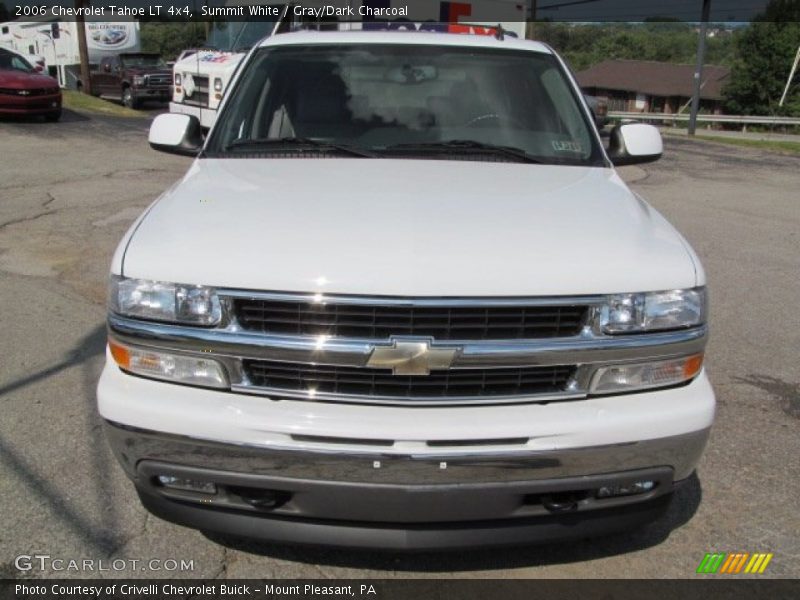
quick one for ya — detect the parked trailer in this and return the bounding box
[0,19,140,89]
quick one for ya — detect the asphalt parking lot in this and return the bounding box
[0,109,798,579]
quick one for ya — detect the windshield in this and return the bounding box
[0,50,34,73]
[207,44,604,166]
[121,55,166,68]
[205,21,277,53]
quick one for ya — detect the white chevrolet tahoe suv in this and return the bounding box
[98,30,714,550]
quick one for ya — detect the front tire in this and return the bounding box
[122,87,139,109]
[44,110,61,122]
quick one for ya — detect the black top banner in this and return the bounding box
[0,0,794,23]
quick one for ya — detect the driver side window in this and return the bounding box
[11,56,31,72]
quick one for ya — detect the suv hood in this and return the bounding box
[121,159,698,296]
[0,69,59,88]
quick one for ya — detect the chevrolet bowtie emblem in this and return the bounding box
[366,339,459,376]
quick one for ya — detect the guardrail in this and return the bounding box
[608,111,800,126]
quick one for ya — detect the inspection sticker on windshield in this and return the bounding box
[552,140,583,153]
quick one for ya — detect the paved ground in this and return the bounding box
[0,110,798,579]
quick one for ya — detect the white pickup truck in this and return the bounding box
[98,30,714,550]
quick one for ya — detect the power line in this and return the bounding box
[779,44,800,107]
[538,0,604,10]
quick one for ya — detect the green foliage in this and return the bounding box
[722,1,800,116]
[528,12,799,117]
[531,22,736,72]
[139,22,208,62]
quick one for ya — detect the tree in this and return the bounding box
[723,0,800,116]
[140,21,207,62]
[532,22,735,72]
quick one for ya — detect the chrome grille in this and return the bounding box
[146,74,171,87]
[182,75,209,107]
[0,87,58,96]
[233,299,589,340]
[109,291,709,407]
[243,360,576,401]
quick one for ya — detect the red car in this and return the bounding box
[0,48,62,121]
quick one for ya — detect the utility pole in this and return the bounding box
[527,1,538,40]
[75,0,92,95]
[779,44,800,108]
[688,0,711,136]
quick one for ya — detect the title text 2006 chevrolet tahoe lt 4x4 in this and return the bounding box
[98,31,714,550]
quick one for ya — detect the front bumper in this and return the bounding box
[137,470,677,551]
[104,420,708,549]
[134,87,170,101]
[0,93,61,115]
[99,352,713,548]
[98,354,715,462]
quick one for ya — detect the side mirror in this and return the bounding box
[148,113,203,156]
[607,123,663,166]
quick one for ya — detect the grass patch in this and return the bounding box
[662,129,800,155]
[692,135,800,155]
[62,90,144,118]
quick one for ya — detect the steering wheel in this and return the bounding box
[464,113,526,128]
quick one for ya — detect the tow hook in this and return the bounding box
[541,493,581,513]
[229,487,291,510]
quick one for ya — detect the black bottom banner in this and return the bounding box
[2,579,799,600]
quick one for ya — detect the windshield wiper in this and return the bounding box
[223,137,377,158]
[380,140,543,164]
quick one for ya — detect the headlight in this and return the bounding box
[600,287,706,334]
[591,354,704,394]
[133,75,145,86]
[213,77,223,92]
[174,73,181,86]
[109,339,228,389]
[109,276,222,326]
